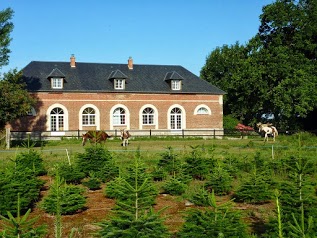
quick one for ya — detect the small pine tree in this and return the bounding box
[41,176,86,215]
[97,155,169,237]
[178,191,248,237]
[0,194,47,238]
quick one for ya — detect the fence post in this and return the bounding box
[182,129,185,138]
[6,127,10,149]
[213,129,216,139]
[150,129,152,138]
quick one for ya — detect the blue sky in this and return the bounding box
[1,0,273,76]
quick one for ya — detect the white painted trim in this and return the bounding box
[46,103,69,134]
[194,104,211,115]
[167,104,186,130]
[138,104,158,129]
[109,104,130,130]
[78,104,100,130]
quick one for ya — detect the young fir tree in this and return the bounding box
[177,191,248,237]
[97,154,169,237]
[0,193,47,238]
[41,176,86,215]
[233,166,272,204]
[205,160,233,195]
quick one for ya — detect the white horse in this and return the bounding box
[257,123,278,142]
[120,129,131,146]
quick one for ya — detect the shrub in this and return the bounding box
[0,168,44,216]
[76,146,114,178]
[82,173,101,190]
[162,177,187,196]
[178,191,248,237]
[205,165,233,195]
[54,162,85,184]
[41,178,86,215]
[15,150,47,176]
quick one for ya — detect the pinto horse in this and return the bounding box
[120,129,131,146]
[256,123,278,142]
[82,130,111,146]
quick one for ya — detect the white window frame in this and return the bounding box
[142,107,155,125]
[46,104,68,135]
[113,107,126,125]
[82,107,96,126]
[194,105,211,115]
[114,79,125,89]
[79,104,100,130]
[171,80,181,90]
[51,78,63,89]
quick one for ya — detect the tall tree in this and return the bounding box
[0,70,36,129]
[0,8,14,70]
[201,0,317,130]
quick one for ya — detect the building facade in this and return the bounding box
[10,56,225,136]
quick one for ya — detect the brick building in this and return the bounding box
[10,55,225,136]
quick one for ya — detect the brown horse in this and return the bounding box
[82,131,111,146]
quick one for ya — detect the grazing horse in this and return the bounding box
[82,131,111,146]
[120,129,131,146]
[256,123,278,142]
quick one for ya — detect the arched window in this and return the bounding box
[197,107,209,115]
[170,107,182,130]
[113,107,126,125]
[82,107,96,125]
[142,107,154,125]
[50,107,64,131]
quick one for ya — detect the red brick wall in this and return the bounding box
[10,92,223,131]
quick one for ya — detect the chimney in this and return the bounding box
[128,56,133,70]
[70,54,76,68]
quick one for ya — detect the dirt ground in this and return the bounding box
[21,175,274,237]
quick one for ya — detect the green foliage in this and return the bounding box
[0,8,14,70]
[205,163,233,195]
[54,162,85,184]
[41,177,86,215]
[82,172,101,190]
[151,166,168,181]
[95,159,119,182]
[157,146,182,175]
[0,168,44,216]
[200,0,317,129]
[187,186,210,206]
[97,156,169,237]
[162,177,187,196]
[97,208,169,238]
[233,167,272,204]
[183,145,213,180]
[178,191,248,237]
[223,114,240,129]
[0,194,47,238]
[15,150,47,176]
[0,70,36,129]
[76,146,114,177]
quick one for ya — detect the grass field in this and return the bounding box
[1,133,317,237]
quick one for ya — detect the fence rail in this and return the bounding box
[1,128,310,149]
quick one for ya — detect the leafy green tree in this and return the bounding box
[0,8,14,70]
[0,70,36,128]
[201,0,317,129]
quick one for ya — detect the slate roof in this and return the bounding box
[21,61,225,95]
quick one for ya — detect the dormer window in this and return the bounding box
[171,80,181,90]
[47,68,66,89]
[164,71,184,91]
[52,78,63,89]
[108,70,128,90]
[114,79,125,89]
